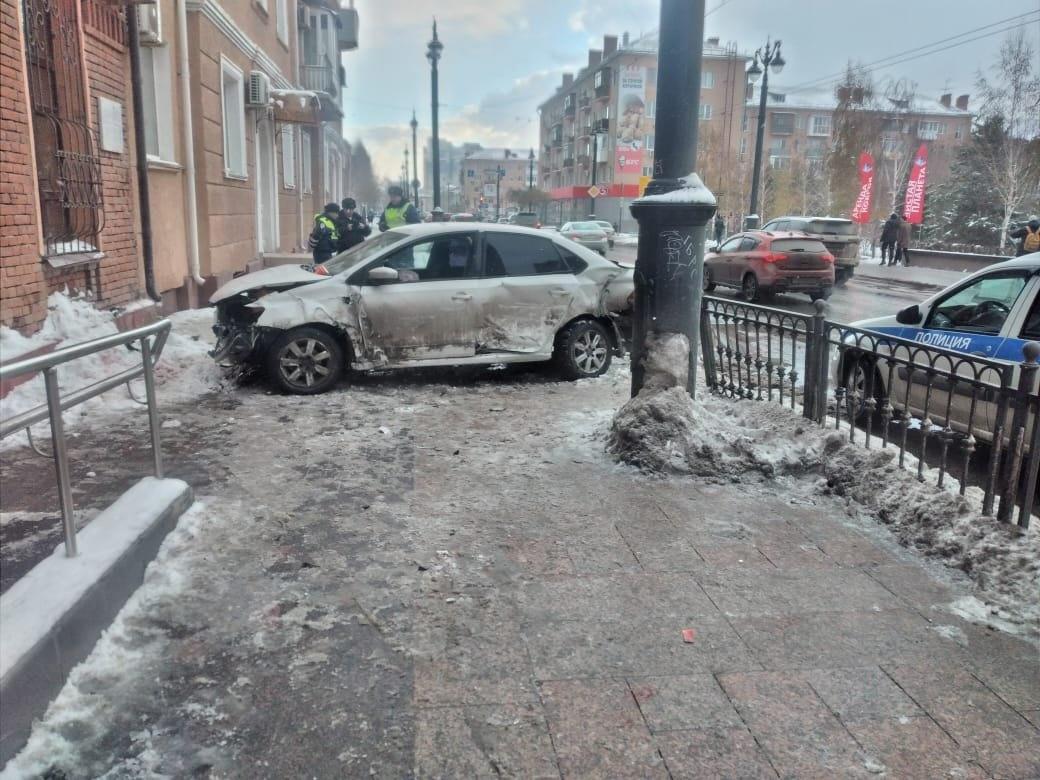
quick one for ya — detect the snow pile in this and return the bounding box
[609,346,1039,635]
[614,233,639,247]
[1,294,223,448]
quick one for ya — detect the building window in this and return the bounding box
[739,137,748,156]
[769,156,791,170]
[741,113,748,131]
[646,100,656,119]
[918,120,944,140]
[769,137,787,154]
[701,71,714,89]
[809,115,831,137]
[276,0,288,45]
[954,126,963,139]
[23,0,103,256]
[281,125,296,189]
[770,112,795,134]
[644,134,654,151]
[699,103,713,120]
[300,131,312,193]
[140,45,175,162]
[221,58,247,178]
[881,135,900,155]
[805,138,827,159]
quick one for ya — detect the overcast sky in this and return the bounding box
[344,0,1040,183]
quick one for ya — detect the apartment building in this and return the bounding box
[422,138,483,212]
[537,32,750,230]
[458,148,533,216]
[1,0,147,332]
[141,0,359,309]
[741,86,972,220]
[0,0,360,336]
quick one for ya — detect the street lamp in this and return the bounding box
[746,37,784,229]
[426,20,443,209]
[403,147,410,192]
[589,128,605,216]
[528,148,535,210]
[410,110,420,208]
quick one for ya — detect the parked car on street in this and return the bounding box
[210,224,634,394]
[588,219,617,248]
[760,216,860,286]
[840,253,1040,445]
[512,212,541,229]
[560,221,609,255]
[704,231,835,302]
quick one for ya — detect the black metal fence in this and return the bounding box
[700,295,1039,528]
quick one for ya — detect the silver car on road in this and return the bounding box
[210,224,634,394]
[560,221,610,256]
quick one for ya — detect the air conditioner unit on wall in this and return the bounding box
[136,3,161,44]
[247,71,271,108]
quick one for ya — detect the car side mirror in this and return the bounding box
[896,304,921,325]
[367,266,399,284]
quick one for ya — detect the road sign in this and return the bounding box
[587,185,604,198]
[638,175,650,196]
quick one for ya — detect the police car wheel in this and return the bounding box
[842,359,885,422]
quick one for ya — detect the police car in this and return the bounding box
[841,253,1040,444]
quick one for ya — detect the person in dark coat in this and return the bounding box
[1009,219,1040,256]
[713,213,726,246]
[308,202,341,263]
[879,213,899,265]
[336,197,371,252]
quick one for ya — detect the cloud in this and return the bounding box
[564,0,658,36]
[361,0,532,39]
[352,65,576,181]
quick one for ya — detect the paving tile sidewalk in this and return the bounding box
[3,367,1038,778]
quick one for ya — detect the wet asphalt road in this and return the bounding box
[609,245,933,325]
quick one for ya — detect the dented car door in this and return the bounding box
[477,233,585,354]
[354,233,482,363]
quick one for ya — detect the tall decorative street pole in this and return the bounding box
[629,0,717,398]
[745,38,784,228]
[410,110,420,207]
[403,148,410,192]
[528,148,535,209]
[589,129,602,216]
[427,20,443,209]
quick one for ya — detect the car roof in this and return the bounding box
[767,216,853,224]
[982,253,1040,272]
[391,222,557,237]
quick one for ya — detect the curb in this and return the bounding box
[0,477,194,766]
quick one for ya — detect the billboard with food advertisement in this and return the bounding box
[615,65,653,177]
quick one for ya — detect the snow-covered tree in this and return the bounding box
[975,30,1040,249]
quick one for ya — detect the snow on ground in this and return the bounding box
[0,501,216,780]
[613,232,638,247]
[610,364,1040,637]
[0,294,223,450]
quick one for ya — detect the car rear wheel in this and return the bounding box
[267,326,344,395]
[835,268,852,287]
[555,320,613,380]
[703,268,716,292]
[741,273,761,303]
[810,288,833,302]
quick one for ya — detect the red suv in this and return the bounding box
[704,231,835,302]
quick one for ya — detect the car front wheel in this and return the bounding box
[555,320,613,380]
[703,268,717,292]
[267,326,344,395]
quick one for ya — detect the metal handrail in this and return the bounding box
[0,318,172,557]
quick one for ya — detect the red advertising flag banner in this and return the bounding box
[903,144,929,225]
[850,151,875,224]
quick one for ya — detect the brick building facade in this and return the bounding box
[1,0,143,333]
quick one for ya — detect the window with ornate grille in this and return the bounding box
[22,0,105,257]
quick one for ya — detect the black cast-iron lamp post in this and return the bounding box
[427,20,443,209]
[745,38,784,229]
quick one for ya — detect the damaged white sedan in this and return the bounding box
[210,224,635,394]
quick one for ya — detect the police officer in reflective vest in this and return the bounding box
[378,185,420,232]
[308,202,341,263]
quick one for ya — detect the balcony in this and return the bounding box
[563,157,575,168]
[595,117,609,132]
[594,69,611,98]
[301,63,338,97]
[563,98,576,118]
[577,153,591,166]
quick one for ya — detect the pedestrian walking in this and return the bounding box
[880,213,899,265]
[308,202,341,264]
[895,216,912,265]
[336,198,371,252]
[1009,219,1040,256]
[713,213,726,247]
[377,185,420,231]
